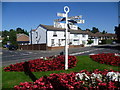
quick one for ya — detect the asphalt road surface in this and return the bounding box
[2,44,120,66]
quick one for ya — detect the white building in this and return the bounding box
[29,23,90,50]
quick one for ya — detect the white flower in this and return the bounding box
[75,73,90,81]
[75,73,84,80]
[106,72,120,82]
[114,53,120,57]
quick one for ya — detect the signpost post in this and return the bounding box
[57,6,69,70]
[64,6,69,70]
[57,6,85,70]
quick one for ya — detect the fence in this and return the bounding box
[18,44,47,50]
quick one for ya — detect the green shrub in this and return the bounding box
[87,40,93,44]
[101,39,113,44]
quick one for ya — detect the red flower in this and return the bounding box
[90,53,120,66]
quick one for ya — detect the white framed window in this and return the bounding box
[58,39,61,46]
[51,39,55,46]
[74,34,78,37]
[53,31,57,37]
[82,34,85,38]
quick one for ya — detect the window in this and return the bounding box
[82,34,85,38]
[58,39,61,46]
[74,34,78,37]
[64,32,66,37]
[51,39,55,46]
[36,32,38,38]
[53,31,57,37]
[73,39,79,41]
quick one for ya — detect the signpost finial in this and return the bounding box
[64,6,70,13]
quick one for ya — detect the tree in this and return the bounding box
[102,30,107,34]
[86,29,91,31]
[16,28,24,33]
[91,27,99,33]
[114,24,120,43]
[2,30,9,37]
[16,28,29,36]
[2,37,9,46]
[9,30,18,46]
[23,30,29,36]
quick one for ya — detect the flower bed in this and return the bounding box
[90,53,120,66]
[14,69,120,90]
[4,55,77,72]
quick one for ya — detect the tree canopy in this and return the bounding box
[91,27,100,33]
[114,24,120,43]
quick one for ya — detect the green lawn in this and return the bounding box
[2,56,120,89]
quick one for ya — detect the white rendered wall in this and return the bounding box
[70,34,88,46]
[92,38,99,45]
[29,26,46,44]
[47,31,66,47]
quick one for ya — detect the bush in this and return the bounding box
[87,40,93,44]
[101,40,113,44]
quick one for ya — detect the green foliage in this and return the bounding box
[101,40,113,44]
[102,30,107,34]
[86,29,91,31]
[2,56,119,88]
[87,40,93,44]
[114,24,120,43]
[2,37,9,45]
[2,30,9,37]
[9,30,18,46]
[91,27,99,34]
[2,28,29,46]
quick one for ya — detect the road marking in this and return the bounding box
[69,48,104,56]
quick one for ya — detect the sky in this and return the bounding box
[2,2,119,33]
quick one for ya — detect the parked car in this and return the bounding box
[8,45,18,50]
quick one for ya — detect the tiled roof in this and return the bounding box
[95,32,117,37]
[69,29,87,34]
[17,34,29,38]
[40,24,65,31]
[83,30,97,37]
[40,24,87,34]
[31,29,36,31]
[39,24,117,37]
[17,34,29,42]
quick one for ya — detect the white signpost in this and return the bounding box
[64,6,69,70]
[76,19,85,24]
[57,13,66,17]
[57,6,85,70]
[57,6,69,70]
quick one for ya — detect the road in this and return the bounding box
[1,44,120,66]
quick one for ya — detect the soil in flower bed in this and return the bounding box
[4,55,77,72]
[14,69,120,90]
[90,53,120,66]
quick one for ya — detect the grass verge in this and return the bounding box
[2,55,120,89]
